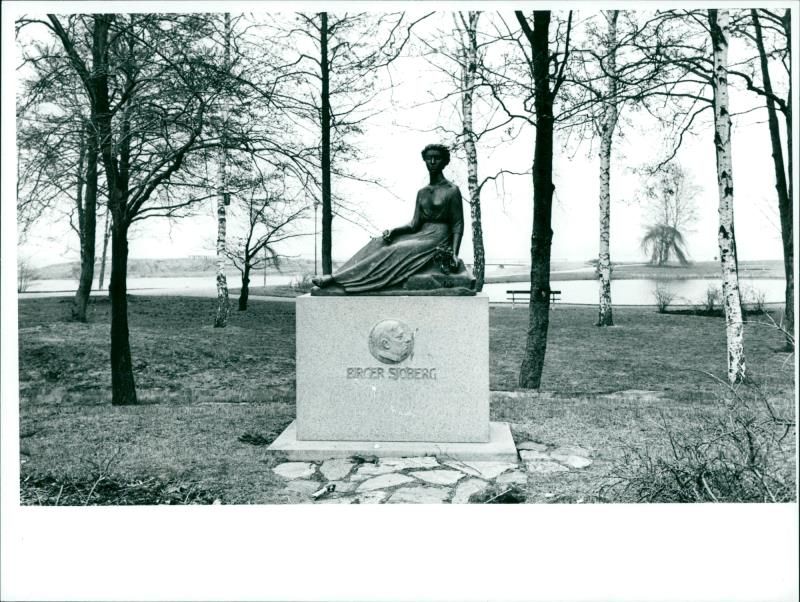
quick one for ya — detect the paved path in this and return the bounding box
[272,443,593,504]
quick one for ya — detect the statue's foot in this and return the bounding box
[311,274,334,288]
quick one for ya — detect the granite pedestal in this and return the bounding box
[269,293,517,461]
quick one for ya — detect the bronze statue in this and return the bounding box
[311,144,475,295]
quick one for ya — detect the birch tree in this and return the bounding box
[458,12,486,291]
[415,12,528,291]
[596,10,619,327]
[708,9,746,383]
[214,12,232,328]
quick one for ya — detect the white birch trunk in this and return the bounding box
[459,12,485,291]
[709,9,746,383]
[98,209,111,290]
[214,12,231,328]
[597,10,619,327]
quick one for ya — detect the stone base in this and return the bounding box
[268,421,519,462]
[296,293,489,442]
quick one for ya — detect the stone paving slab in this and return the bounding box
[358,473,415,491]
[444,460,517,479]
[350,457,441,481]
[268,434,597,503]
[551,455,593,469]
[285,480,321,495]
[273,462,316,480]
[410,469,464,485]
[320,459,354,481]
[525,460,569,474]
[388,486,451,504]
[451,478,490,504]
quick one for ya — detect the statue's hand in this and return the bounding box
[382,229,392,245]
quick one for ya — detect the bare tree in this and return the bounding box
[288,12,429,275]
[16,39,101,322]
[45,13,228,404]
[745,9,793,349]
[226,167,308,311]
[513,10,573,389]
[709,9,746,384]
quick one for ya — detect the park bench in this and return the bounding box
[506,289,561,308]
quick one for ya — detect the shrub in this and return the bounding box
[741,284,767,314]
[17,260,38,293]
[601,381,796,503]
[701,283,722,313]
[289,273,315,294]
[653,280,674,313]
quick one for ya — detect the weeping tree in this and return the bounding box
[638,162,698,266]
[640,224,690,265]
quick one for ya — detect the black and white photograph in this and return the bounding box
[2,1,798,600]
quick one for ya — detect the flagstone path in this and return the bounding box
[272,442,594,504]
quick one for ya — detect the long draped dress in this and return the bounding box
[330,186,464,293]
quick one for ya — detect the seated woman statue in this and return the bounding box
[311,143,475,295]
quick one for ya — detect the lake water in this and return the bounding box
[24,274,785,306]
[484,278,786,305]
[25,274,295,294]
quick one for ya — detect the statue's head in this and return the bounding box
[420,143,451,167]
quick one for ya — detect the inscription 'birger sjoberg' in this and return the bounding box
[346,367,438,380]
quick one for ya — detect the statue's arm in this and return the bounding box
[385,192,422,241]
[450,187,465,255]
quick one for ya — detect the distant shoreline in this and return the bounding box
[29,259,785,282]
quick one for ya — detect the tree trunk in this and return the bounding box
[753,9,793,349]
[214,12,231,328]
[709,9,746,384]
[72,123,98,322]
[518,11,555,389]
[214,146,230,327]
[782,10,794,348]
[320,12,333,275]
[460,11,485,291]
[239,266,250,311]
[109,209,137,405]
[597,10,619,327]
[98,208,111,290]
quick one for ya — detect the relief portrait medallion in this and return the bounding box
[368,319,415,364]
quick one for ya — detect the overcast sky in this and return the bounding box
[12,7,789,269]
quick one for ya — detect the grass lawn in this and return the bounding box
[16,295,795,504]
